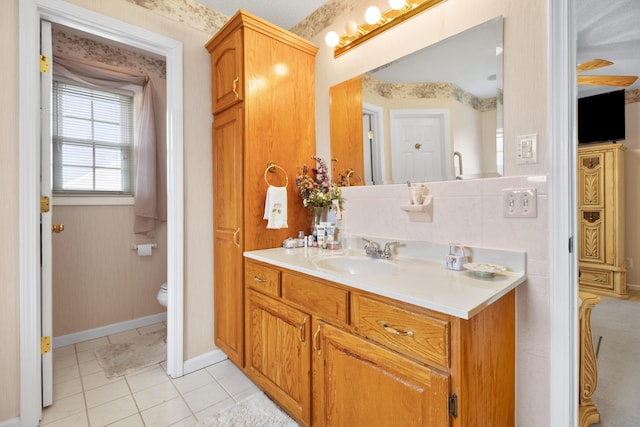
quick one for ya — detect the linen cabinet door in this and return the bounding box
[212,106,244,366]
[209,28,243,113]
[246,289,311,425]
[312,320,450,427]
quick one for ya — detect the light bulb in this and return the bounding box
[325,31,340,48]
[364,6,381,25]
[389,0,405,10]
[345,20,359,36]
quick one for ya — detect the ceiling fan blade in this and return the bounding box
[577,59,614,72]
[578,75,638,87]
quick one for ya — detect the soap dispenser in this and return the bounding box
[446,244,467,271]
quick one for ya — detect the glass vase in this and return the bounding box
[311,206,329,241]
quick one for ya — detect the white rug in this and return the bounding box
[590,298,640,426]
[94,329,166,378]
[200,392,299,427]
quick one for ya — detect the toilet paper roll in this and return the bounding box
[137,243,153,256]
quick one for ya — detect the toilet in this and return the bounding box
[157,282,168,307]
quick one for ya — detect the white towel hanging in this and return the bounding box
[264,185,288,229]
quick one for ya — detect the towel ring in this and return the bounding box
[264,161,289,187]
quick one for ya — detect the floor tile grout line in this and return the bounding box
[74,343,92,427]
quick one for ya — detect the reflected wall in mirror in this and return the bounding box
[330,16,503,186]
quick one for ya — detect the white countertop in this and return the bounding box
[244,245,526,320]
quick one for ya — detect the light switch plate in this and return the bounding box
[516,134,538,165]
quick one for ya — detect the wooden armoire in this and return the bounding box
[577,142,627,299]
[205,10,318,366]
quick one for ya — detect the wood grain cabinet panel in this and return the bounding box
[246,289,311,424]
[206,11,318,367]
[312,320,450,427]
[578,143,627,298]
[245,260,281,297]
[351,293,450,370]
[282,272,349,324]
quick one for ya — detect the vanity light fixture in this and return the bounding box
[325,0,447,57]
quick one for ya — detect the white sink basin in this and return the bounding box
[312,255,399,275]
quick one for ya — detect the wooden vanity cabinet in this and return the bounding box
[244,258,516,427]
[206,11,317,367]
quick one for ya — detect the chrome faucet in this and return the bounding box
[363,238,399,259]
[453,151,463,179]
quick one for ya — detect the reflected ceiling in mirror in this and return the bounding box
[330,16,503,186]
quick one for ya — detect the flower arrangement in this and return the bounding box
[295,156,344,209]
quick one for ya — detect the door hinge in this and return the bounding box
[40,54,50,73]
[569,236,574,253]
[41,336,51,355]
[448,393,458,418]
[40,196,50,213]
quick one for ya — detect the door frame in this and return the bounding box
[19,0,184,425]
[548,0,578,425]
[362,102,385,185]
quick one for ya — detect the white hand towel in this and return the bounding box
[263,185,288,229]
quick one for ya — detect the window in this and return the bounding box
[52,81,133,194]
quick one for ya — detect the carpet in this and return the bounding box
[199,392,299,427]
[94,329,167,379]
[590,297,640,426]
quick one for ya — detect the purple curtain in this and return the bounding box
[53,55,165,235]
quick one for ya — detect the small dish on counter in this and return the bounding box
[463,262,507,278]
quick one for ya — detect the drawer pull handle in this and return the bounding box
[378,321,414,337]
[313,324,321,354]
[298,316,308,344]
[253,275,268,283]
[232,77,239,99]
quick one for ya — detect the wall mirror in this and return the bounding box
[330,16,504,186]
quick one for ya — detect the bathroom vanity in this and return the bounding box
[243,244,526,426]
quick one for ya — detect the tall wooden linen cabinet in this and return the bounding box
[578,142,627,299]
[205,11,318,366]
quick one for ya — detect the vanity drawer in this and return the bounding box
[282,273,349,324]
[351,294,450,369]
[245,260,281,297]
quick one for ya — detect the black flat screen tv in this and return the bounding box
[578,89,625,144]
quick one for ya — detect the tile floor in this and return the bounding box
[40,323,260,427]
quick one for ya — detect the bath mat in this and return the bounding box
[199,392,299,427]
[94,329,166,379]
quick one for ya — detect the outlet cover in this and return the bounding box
[503,188,538,218]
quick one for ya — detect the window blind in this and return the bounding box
[52,81,133,194]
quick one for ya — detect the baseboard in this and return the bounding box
[183,349,228,375]
[0,417,19,427]
[52,312,168,349]
[627,283,640,291]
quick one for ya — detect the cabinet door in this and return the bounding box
[312,320,450,427]
[213,106,244,366]
[210,28,243,113]
[246,289,311,424]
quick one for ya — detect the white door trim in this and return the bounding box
[19,1,184,425]
[548,0,578,425]
[362,102,385,185]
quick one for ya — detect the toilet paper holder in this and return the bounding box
[132,242,158,256]
[131,243,158,250]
